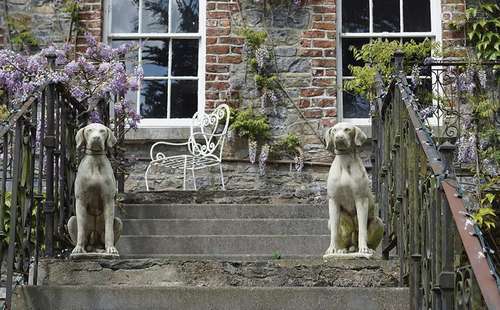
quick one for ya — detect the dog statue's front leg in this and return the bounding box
[72,200,87,254]
[104,199,119,255]
[325,198,346,255]
[355,198,373,254]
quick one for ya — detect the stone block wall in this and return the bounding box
[0,0,101,50]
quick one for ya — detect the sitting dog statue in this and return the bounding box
[323,123,383,259]
[67,123,122,257]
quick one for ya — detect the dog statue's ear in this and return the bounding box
[106,127,117,149]
[324,127,335,152]
[354,126,367,147]
[76,127,85,149]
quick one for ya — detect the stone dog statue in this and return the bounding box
[67,123,122,258]
[323,123,383,259]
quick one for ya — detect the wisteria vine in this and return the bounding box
[0,33,142,129]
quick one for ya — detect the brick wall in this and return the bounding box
[76,0,104,49]
[441,0,467,56]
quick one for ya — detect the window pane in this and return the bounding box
[142,0,169,33]
[373,0,400,32]
[172,0,199,33]
[170,80,198,118]
[111,0,139,33]
[342,38,370,76]
[140,80,168,118]
[142,40,169,77]
[403,0,431,32]
[172,40,199,76]
[343,89,370,118]
[111,40,139,71]
[342,0,369,33]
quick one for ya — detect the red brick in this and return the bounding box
[318,98,336,107]
[206,92,219,100]
[324,49,335,57]
[206,45,230,54]
[302,30,325,39]
[300,39,312,48]
[207,27,231,36]
[208,11,230,19]
[323,14,336,21]
[312,22,335,30]
[303,109,322,118]
[219,37,244,45]
[299,49,323,57]
[313,69,325,76]
[313,78,335,87]
[312,59,336,68]
[231,46,243,53]
[206,64,230,73]
[206,82,230,90]
[207,3,216,10]
[320,118,336,127]
[312,40,334,48]
[325,69,336,76]
[300,88,324,97]
[323,108,337,117]
[298,99,311,108]
[207,37,217,44]
[312,5,335,13]
[218,55,242,64]
[206,74,217,81]
[216,3,230,10]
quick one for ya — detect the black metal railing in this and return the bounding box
[0,55,125,309]
[373,51,500,309]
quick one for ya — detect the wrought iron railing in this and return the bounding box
[0,55,125,309]
[372,51,500,309]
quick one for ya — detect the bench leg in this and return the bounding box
[183,157,187,190]
[191,168,197,191]
[144,164,152,191]
[219,164,226,191]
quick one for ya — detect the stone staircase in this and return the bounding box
[13,191,409,309]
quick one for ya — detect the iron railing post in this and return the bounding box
[44,54,57,257]
[5,119,24,307]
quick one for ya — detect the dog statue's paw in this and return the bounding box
[358,246,375,254]
[325,245,349,255]
[106,246,119,255]
[72,245,86,254]
[325,244,336,255]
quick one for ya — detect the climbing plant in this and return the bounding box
[344,39,436,101]
[451,2,500,61]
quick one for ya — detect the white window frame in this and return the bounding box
[103,0,206,128]
[336,0,442,126]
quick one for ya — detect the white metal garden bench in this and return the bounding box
[144,104,230,191]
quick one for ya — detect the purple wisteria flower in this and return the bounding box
[0,33,142,127]
[89,110,103,123]
[456,134,477,164]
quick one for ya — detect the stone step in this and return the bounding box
[118,204,327,219]
[122,218,329,235]
[13,286,409,310]
[120,189,328,205]
[117,235,329,257]
[36,258,401,288]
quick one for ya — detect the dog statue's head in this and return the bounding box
[325,122,367,153]
[76,123,117,153]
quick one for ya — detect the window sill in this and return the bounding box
[125,127,191,142]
